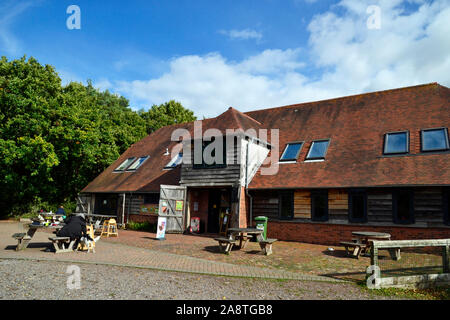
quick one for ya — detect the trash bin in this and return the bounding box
[254,216,268,240]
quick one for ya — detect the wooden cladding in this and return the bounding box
[294,190,311,218]
[251,187,448,226]
[294,189,348,220]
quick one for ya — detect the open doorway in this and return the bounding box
[207,188,231,233]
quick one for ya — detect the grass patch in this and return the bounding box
[356,280,450,300]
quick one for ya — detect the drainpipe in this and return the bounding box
[127,192,133,226]
[122,193,126,226]
[245,137,254,226]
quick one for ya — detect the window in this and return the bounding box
[421,128,449,152]
[393,189,414,224]
[348,190,368,223]
[306,140,330,160]
[193,137,227,169]
[126,156,149,171]
[164,153,183,169]
[384,131,409,154]
[279,191,294,219]
[280,142,303,161]
[311,190,328,221]
[144,193,159,204]
[114,157,136,171]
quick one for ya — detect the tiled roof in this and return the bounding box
[81,106,263,193]
[246,83,450,189]
[82,82,450,193]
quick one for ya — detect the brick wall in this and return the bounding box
[239,186,249,228]
[267,220,450,245]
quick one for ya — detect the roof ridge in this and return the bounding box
[227,106,263,127]
[244,82,441,115]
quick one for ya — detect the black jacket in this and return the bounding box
[56,215,87,240]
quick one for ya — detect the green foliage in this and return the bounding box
[0,56,196,217]
[356,280,450,300]
[139,100,196,134]
[126,221,157,233]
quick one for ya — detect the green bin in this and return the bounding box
[254,216,268,240]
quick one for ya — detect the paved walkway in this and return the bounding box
[0,222,344,282]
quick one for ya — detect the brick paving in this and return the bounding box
[0,222,344,282]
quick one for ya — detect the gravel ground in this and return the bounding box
[0,259,396,300]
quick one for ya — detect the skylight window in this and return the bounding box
[280,142,303,161]
[126,156,149,171]
[421,128,449,152]
[114,157,136,171]
[306,140,330,160]
[164,153,183,169]
[384,131,409,154]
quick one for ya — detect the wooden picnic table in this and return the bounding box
[214,227,278,255]
[341,231,395,259]
[227,227,264,248]
[13,223,64,251]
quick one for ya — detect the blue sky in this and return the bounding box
[1,0,449,117]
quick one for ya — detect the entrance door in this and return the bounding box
[159,185,187,233]
[94,194,118,216]
[208,188,231,233]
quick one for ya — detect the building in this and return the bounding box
[80,82,450,245]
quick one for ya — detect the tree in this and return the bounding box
[139,100,196,134]
[0,56,197,217]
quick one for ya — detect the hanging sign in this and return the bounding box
[175,200,184,211]
[156,217,167,240]
[161,200,168,213]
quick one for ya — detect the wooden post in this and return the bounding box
[443,246,450,273]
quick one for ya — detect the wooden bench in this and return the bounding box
[340,241,366,259]
[48,237,76,254]
[214,237,236,255]
[258,238,277,256]
[12,233,31,251]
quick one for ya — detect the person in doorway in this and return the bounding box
[56,205,66,216]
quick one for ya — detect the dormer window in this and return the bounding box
[280,142,303,162]
[306,140,330,160]
[383,131,409,155]
[126,156,149,171]
[114,157,136,171]
[164,153,183,169]
[421,128,449,152]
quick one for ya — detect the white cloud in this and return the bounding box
[219,29,263,41]
[115,50,321,117]
[0,1,34,56]
[113,0,450,118]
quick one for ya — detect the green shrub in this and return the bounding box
[126,221,156,233]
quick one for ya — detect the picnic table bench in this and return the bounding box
[259,238,278,256]
[340,231,401,260]
[214,237,236,254]
[48,237,76,254]
[12,233,32,251]
[12,223,64,251]
[214,228,278,256]
[340,240,365,259]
